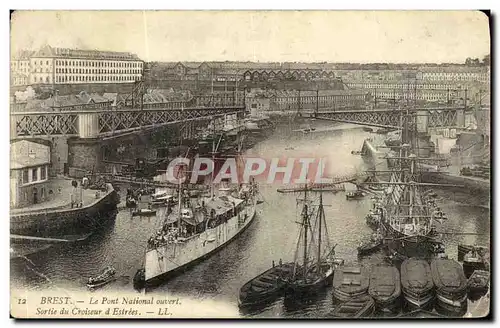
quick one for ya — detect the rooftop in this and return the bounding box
[10,140,50,169]
[32,45,142,61]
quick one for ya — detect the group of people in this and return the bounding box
[147,225,189,249]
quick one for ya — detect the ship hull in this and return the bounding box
[145,202,256,287]
[381,221,434,259]
[285,265,334,296]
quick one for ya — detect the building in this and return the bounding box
[11,50,34,86]
[10,140,51,208]
[246,95,271,115]
[417,66,490,83]
[246,89,368,112]
[29,45,144,85]
[344,80,484,105]
[335,69,417,82]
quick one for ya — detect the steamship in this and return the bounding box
[141,179,258,286]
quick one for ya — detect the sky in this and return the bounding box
[10,10,490,63]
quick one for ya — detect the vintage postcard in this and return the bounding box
[9,10,490,319]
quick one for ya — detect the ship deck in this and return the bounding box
[10,178,106,216]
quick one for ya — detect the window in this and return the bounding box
[22,169,29,184]
[32,168,38,182]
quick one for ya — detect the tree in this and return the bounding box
[482,54,490,66]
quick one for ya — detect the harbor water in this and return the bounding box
[10,121,490,318]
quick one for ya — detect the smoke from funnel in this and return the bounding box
[14,86,37,102]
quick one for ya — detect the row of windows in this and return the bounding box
[348,83,465,90]
[54,60,142,68]
[55,75,141,83]
[55,68,141,74]
[423,72,486,76]
[275,95,363,102]
[377,93,449,101]
[31,74,142,83]
[29,59,144,68]
[21,166,47,185]
[421,76,488,82]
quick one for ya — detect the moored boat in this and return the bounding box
[332,265,370,302]
[467,270,490,300]
[462,248,489,279]
[283,192,341,297]
[368,265,401,313]
[457,244,488,262]
[131,208,157,217]
[126,196,138,208]
[431,258,467,310]
[133,268,145,290]
[365,210,381,230]
[87,266,116,289]
[149,193,176,207]
[346,190,365,200]
[400,258,434,309]
[357,239,382,256]
[329,295,375,318]
[358,230,383,256]
[238,262,294,308]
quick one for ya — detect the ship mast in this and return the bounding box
[211,119,216,199]
[302,185,308,279]
[178,165,182,230]
[317,192,323,273]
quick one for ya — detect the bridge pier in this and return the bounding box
[456,109,465,128]
[416,110,429,134]
[67,138,103,177]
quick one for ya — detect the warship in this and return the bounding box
[137,125,259,288]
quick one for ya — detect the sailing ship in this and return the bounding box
[364,108,454,260]
[283,189,340,296]
[140,124,259,288]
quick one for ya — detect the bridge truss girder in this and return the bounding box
[11,107,244,139]
[98,108,243,137]
[315,108,462,129]
[315,110,401,129]
[12,113,79,138]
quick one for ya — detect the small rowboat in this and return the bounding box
[463,248,489,279]
[357,239,382,256]
[346,190,365,200]
[87,266,116,289]
[330,295,375,318]
[467,270,490,295]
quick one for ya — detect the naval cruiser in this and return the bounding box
[136,178,258,288]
